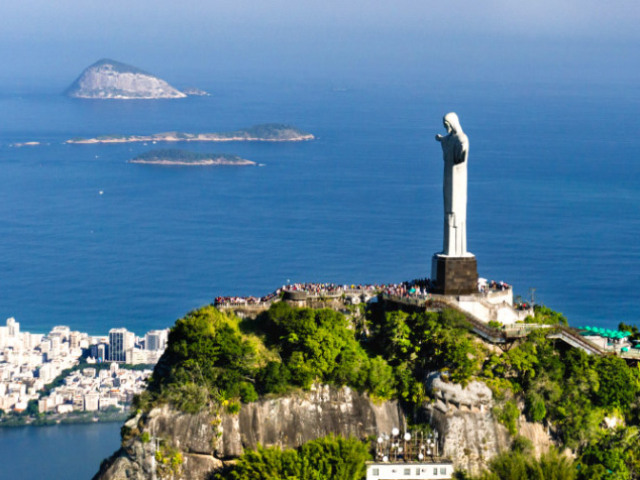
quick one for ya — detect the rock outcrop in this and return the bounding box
[94,376,553,480]
[424,373,552,475]
[66,59,186,99]
[517,414,553,458]
[93,385,403,480]
[425,373,511,475]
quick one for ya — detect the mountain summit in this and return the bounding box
[65,59,186,99]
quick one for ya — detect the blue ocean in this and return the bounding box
[0,76,639,478]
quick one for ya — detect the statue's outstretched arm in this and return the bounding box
[435,134,443,142]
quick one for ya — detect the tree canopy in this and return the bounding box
[216,435,370,480]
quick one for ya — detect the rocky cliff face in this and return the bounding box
[94,379,553,480]
[424,373,552,475]
[425,373,511,475]
[93,385,403,480]
[66,59,186,99]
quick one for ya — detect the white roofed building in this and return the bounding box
[366,462,454,480]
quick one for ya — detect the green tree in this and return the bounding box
[579,428,640,480]
[479,448,576,480]
[524,391,547,423]
[219,436,369,480]
[148,306,259,412]
[593,356,640,410]
[366,356,396,399]
[258,303,387,395]
[527,305,568,325]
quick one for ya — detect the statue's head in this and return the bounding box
[443,112,462,134]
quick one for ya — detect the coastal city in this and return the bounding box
[0,316,168,424]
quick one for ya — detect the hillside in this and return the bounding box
[92,300,640,480]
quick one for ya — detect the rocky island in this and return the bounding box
[66,124,314,144]
[66,59,186,100]
[129,150,256,166]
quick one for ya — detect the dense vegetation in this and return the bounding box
[482,330,640,448]
[366,307,480,404]
[138,301,640,478]
[460,429,640,480]
[255,302,393,398]
[139,304,395,413]
[141,307,260,413]
[526,304,569,325]
[215,435,370,480]
[139,302,483,414]
[459,438,577,480]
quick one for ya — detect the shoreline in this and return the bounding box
[0,411,129,429]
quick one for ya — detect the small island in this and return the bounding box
[181,87,210,96]
[10,141,41,147]
[66,123,314,144]
[129,149,256,166]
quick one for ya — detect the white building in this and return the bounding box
[108,328,135,363]
[0,317,20,349]
[39,363,55,383]
[99,396,119,410]
[50,325,70,341]
[57,404,74,414]
[366,462,454,480]
[7,317,20,337]
[145,329,168,351]
[84,393,99,411]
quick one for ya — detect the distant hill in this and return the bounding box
[65,59,186,99]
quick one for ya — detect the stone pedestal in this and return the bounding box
[431,254,478,295]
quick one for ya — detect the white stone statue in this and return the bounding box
[435,112,469,257]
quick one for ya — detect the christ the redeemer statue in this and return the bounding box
[435,112,469,257]
[431,112,478,295]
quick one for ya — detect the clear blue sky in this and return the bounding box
[1,0,638,89]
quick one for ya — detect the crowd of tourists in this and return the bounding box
[478,279,511,293]
[282,282,344,295]
[214,278,441,307]
[215,282,393,307]
[214,290,280,306]
[382,278,433,298]
[214,276,516,307]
